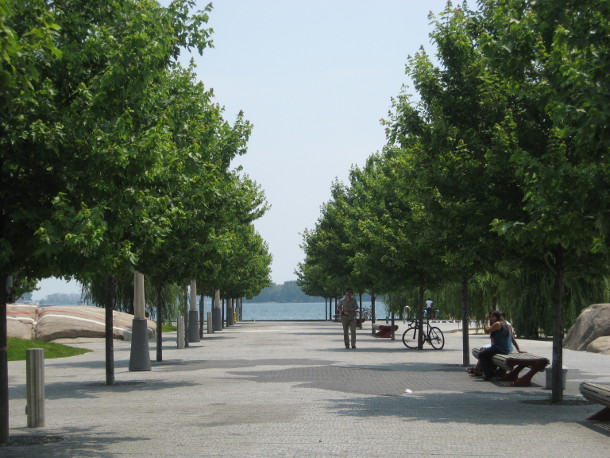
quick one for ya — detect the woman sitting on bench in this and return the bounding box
[467,312,523,376]
[477,310,513,381]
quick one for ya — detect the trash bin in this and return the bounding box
[545,365,567,389]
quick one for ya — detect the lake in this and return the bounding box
[200,301,389,321]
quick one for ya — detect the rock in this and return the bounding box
[563,303,610,353]
[8,317,35,340]
[6,304,156,341]
[586,336,610,355]
[7,304,37,339]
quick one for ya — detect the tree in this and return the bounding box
[200,174,271,302]
[0,0,63,444]
[216,223,272,300]
[30,0,216,386]
[474,0,610,403]
[1,0,217,441]
[384,3,527,362]
[121,61,255,356]
[297,182,355,302]
[353,148,446,346]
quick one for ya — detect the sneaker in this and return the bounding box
[352,345,356,349]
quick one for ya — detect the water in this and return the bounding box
[236,301,388,321]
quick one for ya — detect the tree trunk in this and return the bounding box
[371,294,376,325]
[156,284,163,362]
[551,249,565,404]
[199,294,204,339]
[183,286,189,348]
[0,273,10,445]
[104,275,115,386]
[418,285,425,349]
[461,277,470,367]
[222,296,225,328]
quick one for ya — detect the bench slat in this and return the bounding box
[580,382,610,421]
[580,382,610,407]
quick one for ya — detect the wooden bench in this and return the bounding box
[472,347,549,387]
[580,382,610,421]
[372,324,398,338]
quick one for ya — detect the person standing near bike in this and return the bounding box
[338,288,358,349]
[425,299,434,319]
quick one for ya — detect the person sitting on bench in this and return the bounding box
[477,310,512,381]
[467,313,524,376]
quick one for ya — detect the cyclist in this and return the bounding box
[425,299,433,318]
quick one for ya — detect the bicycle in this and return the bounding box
[402,316,445,350]
[360,307,373,321]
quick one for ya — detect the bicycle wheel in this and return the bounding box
[402,326,419,349]
[428,327,445,350]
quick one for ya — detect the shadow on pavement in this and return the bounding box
[4,426,152,458]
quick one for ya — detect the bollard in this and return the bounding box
[188,310,200,342]
[26,348,45,427]
[545,365,568,390]
[227,307,234,326]
[129,318,151,371]
[177,316,185,349]
[213,308,222,331]
[207,312,214,334]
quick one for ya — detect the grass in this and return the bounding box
[8,337,92,361]
[162,323,177,332]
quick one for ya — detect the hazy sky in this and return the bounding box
[34,0,451,299]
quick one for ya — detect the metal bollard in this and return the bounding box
[207,312,214,333]
[177,316,185,349]
[26,348,45,427]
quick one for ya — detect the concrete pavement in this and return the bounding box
[5,320,610,457]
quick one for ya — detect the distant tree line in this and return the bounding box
[39,293,84,306]
[245,281,322,303]
[246,281,374,303]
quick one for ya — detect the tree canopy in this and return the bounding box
[1,0,272,443]
[297,0,609,402]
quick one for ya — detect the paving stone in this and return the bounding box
[5,321,610,456]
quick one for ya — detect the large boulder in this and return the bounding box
[563,303,610,354]
[6,304,156,341]
[7,304,37,339]
[587,336,610,355]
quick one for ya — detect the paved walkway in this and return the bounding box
[5,320,610,457]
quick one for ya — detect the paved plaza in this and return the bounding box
[5,320,610,457]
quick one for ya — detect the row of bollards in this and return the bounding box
[177,313,217,348]
[24,311,223,429]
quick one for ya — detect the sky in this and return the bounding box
[33,0,451,299]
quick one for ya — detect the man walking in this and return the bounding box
[338,288,358,349]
